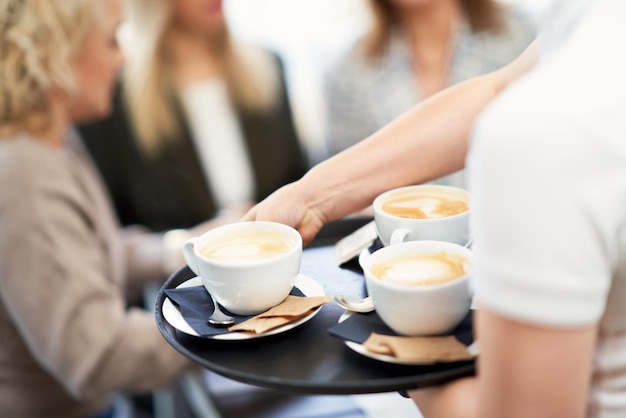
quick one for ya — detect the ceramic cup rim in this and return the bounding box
[373,184,471,222]
[364,240,474,291]
[191,221,302,268]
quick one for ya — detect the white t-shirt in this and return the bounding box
[467,0,626,416]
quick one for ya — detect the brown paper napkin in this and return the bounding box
[229,295,332,334]
[363,332,473,362]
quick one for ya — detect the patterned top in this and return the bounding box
[323,6,537,187]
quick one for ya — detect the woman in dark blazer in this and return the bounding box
[78,0,307,233]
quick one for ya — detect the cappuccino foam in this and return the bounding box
[200,230,295,264]
[371,252,468,286]
[381,190,468,219]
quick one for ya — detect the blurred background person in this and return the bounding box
[0,1,196,417]
[77,1,362,415]
[78,0,307,236]
[323,0,536,187]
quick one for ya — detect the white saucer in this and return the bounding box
[338,311,478,365]
[162,274,325,340]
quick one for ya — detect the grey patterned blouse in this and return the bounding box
[323,6,537,187]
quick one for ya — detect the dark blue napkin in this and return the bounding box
[339,238,384,273]
[164,285,304,337]
[327,309,474,346]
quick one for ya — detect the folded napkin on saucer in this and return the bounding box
[229,295,331,334]
[164,286,329,337]
[364,333,472,362]
[328,310,474,362]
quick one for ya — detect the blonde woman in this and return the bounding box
[0,1,194,417]
[78,0,307,233]
[324,0,536,187]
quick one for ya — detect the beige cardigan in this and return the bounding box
[0,132,192,418]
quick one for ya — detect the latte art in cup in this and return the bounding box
[371,252,470,286]
[374,185,470,246]
[199,230,296,263]
[381,189,468,220]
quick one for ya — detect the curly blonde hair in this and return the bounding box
[0,0,98,136]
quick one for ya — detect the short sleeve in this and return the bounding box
[466,81,618,327]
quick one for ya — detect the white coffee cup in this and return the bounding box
[373,185,470,246]
[363,240,473,336]
[182,221,302,315]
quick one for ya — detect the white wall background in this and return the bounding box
[224,0,371,164]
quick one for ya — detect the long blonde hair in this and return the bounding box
[0,0,97,136]
[123,0,280,157]
[363,0,505,61]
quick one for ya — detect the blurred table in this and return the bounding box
[155,217,475,394]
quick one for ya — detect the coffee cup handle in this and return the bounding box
[390,228,410,245]
[358,248,370,270]
[182,237,200,276]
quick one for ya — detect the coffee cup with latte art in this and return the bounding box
[363,240,473,336]
[373,185,470,246]
[183,221,302,315]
